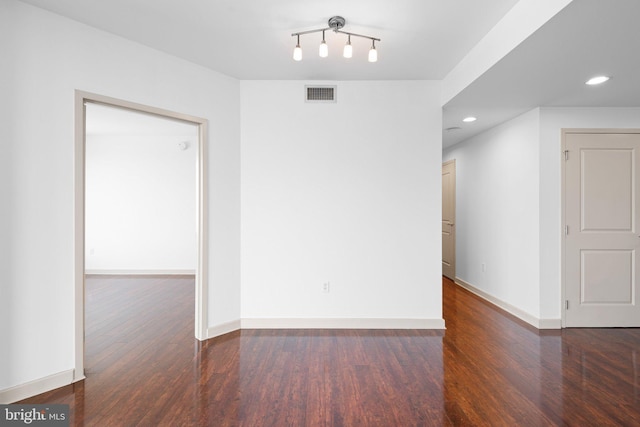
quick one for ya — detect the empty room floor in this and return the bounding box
[19,275,640,426]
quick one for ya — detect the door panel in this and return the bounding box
[582,149,633,231]
[581,250,633,303]
[442,160,455,280]
[565,132,640,327]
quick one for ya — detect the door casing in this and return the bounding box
[442,160,456,280]
[73,90,209,382]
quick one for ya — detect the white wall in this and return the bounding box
[538,107,640,319]
[0,1,12,392]
[1,0,240,393]
[443,109,541,318]
[85,129,197,273]
[241,81,443,325]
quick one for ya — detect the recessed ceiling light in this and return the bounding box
[586,76,610,85]
[463,117,477,123]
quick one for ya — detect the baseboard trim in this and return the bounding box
[0,369,75,404]
[241,318,445,329]
[207,320,241,339]
[454,277,560,330]
[538,318,562,329]
[85,269,196,275]
[210,317,446,333]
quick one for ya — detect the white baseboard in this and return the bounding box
[241,318,445,329]
[85,269,196,275]
[454,277,561,330]
[207,320,241,339]
[0,369,75,404]
[538,318,562,329]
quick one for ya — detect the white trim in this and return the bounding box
[562,128,640,135]
[85,270,196,275]
[538,318,562,329]
[561,128,568,328]
[207,320,241,339]
[241,318,445,329]
[0,370,74,404]
[73,91,85,383]
[455,277,560,330]
[442,159,456,280]
[195,117,209,341]
[74,90,210,384]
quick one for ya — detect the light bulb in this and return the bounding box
[368,45,377,62]
[319,31,328,58]
[586,76,610,85]
[293,35,302,61]
[319,41,328,58]
[343,36,352,58]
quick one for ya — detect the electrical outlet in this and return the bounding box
[482,263,486,272]
[322,282,330,293]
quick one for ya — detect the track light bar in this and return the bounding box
[291,16,380,62]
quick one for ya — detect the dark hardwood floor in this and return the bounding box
[20,275,640,426]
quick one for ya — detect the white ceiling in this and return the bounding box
[18,0,640,148]
[17,0,519,80]
[443,0,640,146]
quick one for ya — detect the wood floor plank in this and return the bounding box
[18,275,640,426]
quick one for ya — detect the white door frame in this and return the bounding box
[73,90,209,382]
[561,128,640,327]
[442,159,456,280]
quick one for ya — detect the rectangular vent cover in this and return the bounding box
[305,85,337,103]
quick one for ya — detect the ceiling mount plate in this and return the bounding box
[328,16,346,31]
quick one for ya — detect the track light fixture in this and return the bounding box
[292,16,380,62]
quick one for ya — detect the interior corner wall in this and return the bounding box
[538,107,640,320]
[1,0,240,393]
[443,108,541,318]
[240,80,443,323]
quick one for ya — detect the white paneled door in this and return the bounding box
[564,131,640,327]
[442,160,456,280]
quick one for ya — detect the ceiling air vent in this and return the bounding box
[305,85,337,103]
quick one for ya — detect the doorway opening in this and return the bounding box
[73,91,209,382]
